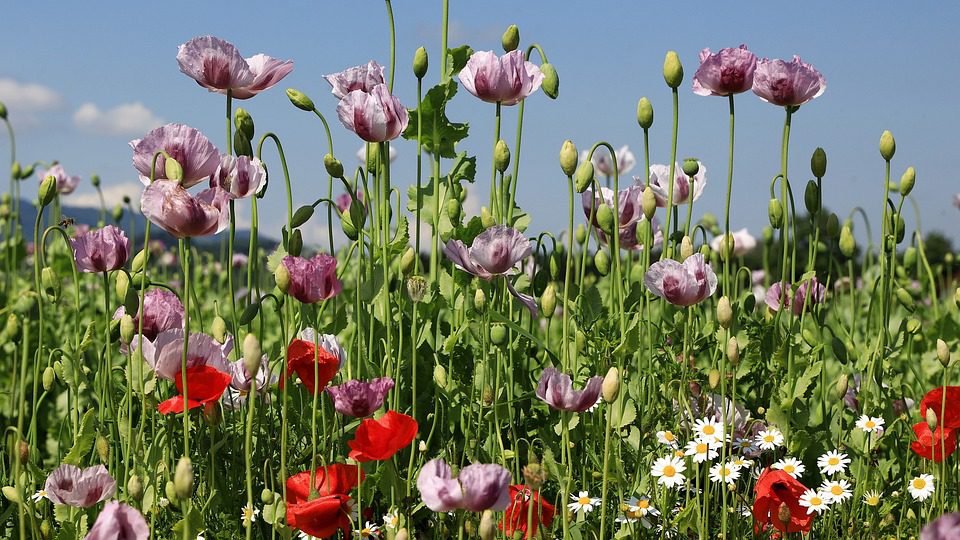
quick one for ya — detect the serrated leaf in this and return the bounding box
[172,507,205,540]
[78,322,96,354]
[791,359,823,402]
[445,45,473,76]
[402,80,468,158]
[266,246,288,274]
[63,409,95,466]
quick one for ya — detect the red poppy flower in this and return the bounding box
[347,410,418,462]
[287,464,364,501]
[283,339,340,394]
[286,494,353,539]
[499,485,555,539]
[752,468,814,534]
[920,386,960,429]
[157,365,232,415]
[910,421,958,462]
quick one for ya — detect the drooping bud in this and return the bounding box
[906,318,922,335]
[480,206,495,228]
[395,529,409,540]
[243,333,262,377]
[642,186,656,221]
[804,180,820,214]
[717,296,733,329]
[900,166,916,197]
[120,314,136,345]
[716,233,733,261]
[341,208,359,241]
[575,223,587,245]
[839,225,856,257]
[446,198,461,222]
[274,263,291,294]
[233,130,253,157]
[413,47,429,79]
[708,369,721,389]
[680,236,694,261]
[937,339,950,368]
[826,213,840,237]
[522,463,548,490]
[637,97,654,129]
[127,475,144,501]
[540,283,557,317]
[595,204,614,234]
[286,88,315,111]
[4,314,20,340]
[39,175,58,207]
[501,24,520,52]
[879,130,896,161]
[540,63,559,99]
[0,101,7,119]
[288,229,303,257]
[681,158,699,177]
[474,288,487,313]
[559,140,578,176]
[90,174,101,188]
[112,204,124,223]
[663,51,683,88]
[594,249,610,276]
[235,108,255,140]
[811,147,827,178]
[767,199,783,229]
[174,457,194,499]
[2,486,20,504]
[903,246,918,270]
[323,153,343,178]
[834,374,848,401]
[96,435,110,463]
[42,366,55,391]
[574,161,595,193]
[10,161,21,180]
[20,164,34,179]
[164,157,184,182]
[602,367,620,403]
[726,337,739,365]
[492,140,511,173]
[400,247,416,276]
[636,219,650,246]
[41,267,60,303]
[433,364,447,389]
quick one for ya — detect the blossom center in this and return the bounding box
[662,465,676,477]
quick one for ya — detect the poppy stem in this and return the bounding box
[661,88,680,260]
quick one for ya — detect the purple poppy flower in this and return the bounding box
[232,253,248,268]
[44,464,116,508]
[458,50,544,106]
[581,185,644,231]
[692,45,758,97]
[443,225,537,315]
[613,215,662,252]
[644,254,718,307]
[280,255,342,304]
[130,124,220,188]
[114,289,183,342]
[752,56,826,107]
[326,377,394,418]
[70,225,131,273]
[177,36,292,100]
[535,367,603,413]
[647,162,707,207]
[38,164,80,195]
[139,329,230,381]
[335,190,365,215]
[325,61,386,99]
[223,356,277,409]
[297,329,347,371]
[86,501,149,540]
[141,181,231,239]
[416,459,511,513]
[709,228,757,257]
[336,84,408,143]
[581,145,635,177]
[921,512,960,540]
[211,154,266,199]
[765,279,826,315]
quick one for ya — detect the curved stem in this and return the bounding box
[661,88,680,259]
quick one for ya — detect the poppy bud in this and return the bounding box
[433,364,447,389]
[894,213,905,243]
[20,164,34,179]
[602,367,620,403]
[833,374,848,400]
[96,435,109,463]
[474,288,487,313]
[243,333,262,377]
[120,314,136,345]
[17,440,28,465]
[400,247,417,276]
[479,510,496,540]
[574,161,595,193]
[286,88,315,111]
[288,229,303,256]
[41,266,60,303]
[575,223,587,245]
[726,337,739,365]
[233,130,253,158]
[903,247,917,271]
[879,130,896,161]
[937,338,950,367]
[717,296,733,329]
[341,209,360,241]
[41,520,51,539]
[641,186,657,221]
[708,368,721,389]
[540,63,559,99]
[767,199,783,229]
[680,236,694,261]
[811,147,827,178]
[636,219,650,246]
[663,51,683,88]
[894,287,913,310]
[540,283,557,318]
[174,457,193,499]
[804,180,820,214]
[490,324,507,345]
[493,140,511,173]
[501,24,520,52]
[2,486,20,503]
[559,140,578,176]
[480,206,495,228]
[681,158,699,177]
[637,97,654,129]
[594,249,610,276]
[127,475,144,501]
[900,166,916,197]
[413,47,429,79]
[826,213,839,238]
[839,225,856,257]
[0,101,6,119]
[777,502,791,525]
[576,330,586,352]
[164,156,184,183]
[42,366,55,391]
[596,204,614,234]
[90,174,101,188]
[906,318,921,335]
[274,263,291,294]
[234,107,255,141]
[39,175,58,207]
[10,161,20,180]
[396,529,410,540]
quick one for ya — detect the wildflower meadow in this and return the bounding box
[1,2,959,539]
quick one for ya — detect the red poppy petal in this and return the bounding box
[157,396,202,415]
[348,411,418,462]
[286,495,352,539]
[173,365,232,402]
[286,464,364,504]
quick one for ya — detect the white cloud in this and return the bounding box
[0,77,63,128]
[73,101,164,136]
[68,181,143,209]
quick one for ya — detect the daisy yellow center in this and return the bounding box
[663,465,676,477]
[638,499,650,509]
[703,425,716,435]
[830,485,843,496]
[674,450,685,458]
[664,432,675,441]
[783,464,795,473]
[828,457,839,465]
[361,528,372,535]
[913,478,926,489]
[696,443,708,453]
[865,420,875,429]
[810,496,823,506]
[866,495,879,506]
[578,496,591,505]
[763,435,774,442]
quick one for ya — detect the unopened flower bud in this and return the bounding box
[400,247,416,276]
[540,283,557,318]
[433,364,447,389]
[0,101,7,119]
[767,199,783,229]
[418,441,427,453]
[596,204,614,234]
[446,198,461,221]
[286,88,315,111]
[3,314,18,340]
[900,166,916,197]
[906,318,922,334]
[323,153,343,178]
[501,24,520,52]
[879,130,896,161]
[896,287,913,310]
[726,337,739,365]
[522,463,547,489]
[41,520,51,539]
[602,367,620,403]
[681,158,699,177]
[903,247,918,271]
[490,324,507,345]
[479,510,496,540]
[174,457,194,499]
[234,107,255,140]
[2,486,20,504]
[811,147,827,178]
[926,408,938,430]
[680,236,694,261]
[127,475,144,501]
[10,161,21,180]
[834,374,848,401]
[480,206,495,228]
[575,223,587,245]
[663,51,683,88]
[90,174,101,188]
[826,213,840,237]
[406,276,427,303]
[96,435,109,463]
[164,156,183,182]
[636,220,650,246]
[413,47,429,79]
[492,141,511,175]
[39,175,58,207]
[540,63,559,99]
[717,296,733,329]
[840,225,856,257]
[559,140,578,176]
[637,97,654,129]
[574,161,595,193]
[42,366,55,391]
[210,315,227,344]
[41,266,60,302]
[243,333,262,376]
[17,440,29,465]
[708,369,721,389]
[937,339,950,368]
[474,288,487,313]
[395,529,409,540]
[120,314,136,345]
[642,186,656,221]
[274,263,291,294]
[804,180,820,214]
[20,164,34,179]
[594,249,610,276]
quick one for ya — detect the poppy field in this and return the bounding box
[1,2,959,540]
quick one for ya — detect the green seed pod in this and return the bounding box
[834,374,849,401]
[41,267,60,303]
[574,161,595,193]
[490,324,507,345]
[323,153,344,178]
[260,488,274,505]
[602,367,620,403]
[594,249,610,276]
[233,130,253,157]
[413,46,429,79]
[804,180,820,214]
[174,457,194,499]
[540,63,559,99]
[900,166,916,197]
[164,157,184,182]
[235,107,255,140]
[575,223,587,245]
[400,247,416,276]
[501,24,520,52]
[96,435,109,463]
[596,204,614,234]
[826,213,840,237]
[662,51,683,88]
[717,296,733,329]
[767,199,783,229]
[642,186,656,221]
[127,475,144,501]
[904,246,918,270]
[120,314,136,345]
[433,364,448,389]
[680,236,694,261]
[839,225,856,257]
[559,140,578,176]
[811,147,827,178]
[39,175,58,207]
[480,206,496,228]
[681,158,699,177]
[879,130,896,161]
[243,333,262,377]
[540,283,557,317]
[895,287,914,310]
[446,198,461,222]
[288,229,303,256]
[42,366,55,391]
[726,337,739,365]
[937,339,951,368]
[274,263,291,294]
[286,88,315,111]
[636,97,654,129]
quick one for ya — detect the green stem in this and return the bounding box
[662,89,680,259]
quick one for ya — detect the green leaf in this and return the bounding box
[266,245,287,274]
[172,507,205,540]
[791,359,823,402]
[445,45,473,77]
[401,80,468,158]
[63,409,95,466]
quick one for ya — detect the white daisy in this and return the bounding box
[908,474,935,501]
[733,436,758,454]
[855,415,885,434]
[693,417,725,445]
[587,394,603,413]
[731,456,754,469]
[862,490,882,507]
[343,497,359,522]
[382,512,399,530]
[820,479,852,503]
[355,522,380,539]
[755,428,784,450]
[772,457,805,479]
[241,504,259,526]
[798,489,829,514]
[567,491,601,514]
[196,533,205,540]
[816,450,850,476]
[299,532,323,540]
[625,496,658,518]
[708,462,741,484]
[656,430,680,448]
[158,497,170,508]
[684,440,719,463]
[31,489,47,503]
[651,456,686,489]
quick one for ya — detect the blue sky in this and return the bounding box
[2,1,959,248]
